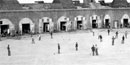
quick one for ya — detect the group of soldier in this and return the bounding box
[4,29,129,56]
[112,30,128,46]
[91,29,128,56]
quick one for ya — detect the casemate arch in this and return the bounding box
[104,15,111,28]
[0,19,14,35]
[121,14,130,28]
[19,18,35,34]
[90,15,101,28]
[74,16,87,30]
[39,17,54,33]
[58,16,71,31]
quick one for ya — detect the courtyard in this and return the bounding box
[0,29,130,65]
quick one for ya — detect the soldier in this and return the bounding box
[50,31,53,39]
[75,42,78,51]
[115,31,118,38]
[38,35,41,41]
[7,45,11,56]
[91,45,95,56]
[108,29,110,35]
[92,31,95,36]
[58,43,60,54]
[122,35,125,44]
[32,37,35,44]
[95,44,98,56]
[98,35,103,42]
[125,31,128,39]
[112,36,115,46]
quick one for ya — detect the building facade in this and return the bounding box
[0,0,130,35]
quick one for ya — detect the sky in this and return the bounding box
[17,0,130,3]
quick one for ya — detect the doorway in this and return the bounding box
[22,24,30,34]
[1,25,9,35]
[60,21,66,31]
[43,23,49,32]
[92,20,97,28]
[77,21,82,30]
[123,19,129,27]
[105,19,110,28]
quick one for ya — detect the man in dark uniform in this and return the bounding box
[95,44,98,56]
[92,31,95,36]
[98,35,103,42]
[58,43,60,54]
[75,42,78,51]
[32,37,35,44]
[125,31,128,39]
[108,29,110,35]
[91,45,95,56]
[7,45,11,56]
[50,31,53,39]
[116,31,118,38]
[39,35,41,41]
[112,36,115,46]
[122,35,125,44]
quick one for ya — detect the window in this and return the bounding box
[0,21,2,24]
[47,19,50,22]
[91,0,93,2]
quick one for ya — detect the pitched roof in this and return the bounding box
[0,0,23,10]
[111,0,129,7]
[53,0,76,9]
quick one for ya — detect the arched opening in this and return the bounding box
[121,14,130,28]
[90,15,99,28]
[39,17,53,33]
[74,16,85,30]
[104,15,111,28]
[19,18,35,34]
[58,16,70,31]
[0,19,14,36]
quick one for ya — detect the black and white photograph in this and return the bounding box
[0,0,130,65]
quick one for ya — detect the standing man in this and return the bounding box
[7,44,11,56]
[122,35,125,44]
[95,44,98,56]
[98,35,103,42]
[38,35,41,41]
[92,31,95,36]
[91,45,95,56]
[75,42,78,51]
[115,31,119,38]
[50,31,53,39]
[32,37,35,44]
[58,43,60,54]
[125,31,128,39]
[108,29,110,35]
[112,36,115,46]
